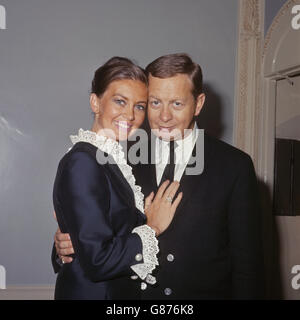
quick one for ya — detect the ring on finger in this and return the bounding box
[166,196,173,203]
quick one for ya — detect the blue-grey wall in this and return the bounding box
[0,0,238,285]
[265,0,288,35]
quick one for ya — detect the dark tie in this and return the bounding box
[159,140,177,186]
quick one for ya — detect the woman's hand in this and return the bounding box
[144,180,183,236]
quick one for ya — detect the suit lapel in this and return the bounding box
[175,133,212,213]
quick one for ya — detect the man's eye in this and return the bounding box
[136,104,145,111]
[151,100,160,106]
[174,102,182,107]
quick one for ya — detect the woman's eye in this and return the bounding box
[136,104,145,111]
[115,99,126,106]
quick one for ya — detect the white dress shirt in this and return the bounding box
[155,123,199,186]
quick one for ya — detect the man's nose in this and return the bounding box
[159,106,172,122]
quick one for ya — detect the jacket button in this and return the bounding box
[135,253,143,262]
[141,282,147,290]
[164,288,172,296]
[167,254,174,262]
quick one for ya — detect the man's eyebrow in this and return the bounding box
[149,95,161,101]
[170,98,184,103]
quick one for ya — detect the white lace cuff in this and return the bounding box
[131,225,159,282]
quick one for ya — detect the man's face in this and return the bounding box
[147,74,205,141]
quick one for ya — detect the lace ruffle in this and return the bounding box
[70,128,145,214]
[131,225,159,282]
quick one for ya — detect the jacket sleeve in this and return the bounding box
[228,155,265,299]
[56,151,144,282]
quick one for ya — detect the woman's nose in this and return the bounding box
[123,106,135,121]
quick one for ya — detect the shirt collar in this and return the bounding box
[175,122,198,149]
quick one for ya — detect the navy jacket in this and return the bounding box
[132,134,265,300]
[52,142,145,300]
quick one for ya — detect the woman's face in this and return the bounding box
[90,79,147,141]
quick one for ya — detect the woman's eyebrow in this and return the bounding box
[113,93,128,100]
[136,100,147,104]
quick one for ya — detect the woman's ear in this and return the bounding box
[90,93,101,115]
[194,93,206,116]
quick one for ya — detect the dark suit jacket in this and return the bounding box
[52,142,146,300]
[132,133,264,300]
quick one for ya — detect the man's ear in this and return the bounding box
[194,93,206,116]
[90,93,101,115]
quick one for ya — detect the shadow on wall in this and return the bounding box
[197,83,225,140]
[258,179,283,299]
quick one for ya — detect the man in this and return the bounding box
[52,53,264,299]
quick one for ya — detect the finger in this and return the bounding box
[58,240,73,250]
[56,232,71,241]
[171,192,183,210]
[58,247,74,256]
[54,228,61,242]
[145,192,154,208]
[61,256,73,264]
[155,180,170,200]
[163,181,180,200]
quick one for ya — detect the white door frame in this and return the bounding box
[259,0,300,194]
[234,0,300,189]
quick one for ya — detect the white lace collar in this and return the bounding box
[70,128,145,214]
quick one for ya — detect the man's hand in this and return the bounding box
[54,227,74,264]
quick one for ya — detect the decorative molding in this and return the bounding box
[234,0,264,169]
[263,0,297,58]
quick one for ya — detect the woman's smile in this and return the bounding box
[114,120,133,133]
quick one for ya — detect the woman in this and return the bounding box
[53,57,182,300]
